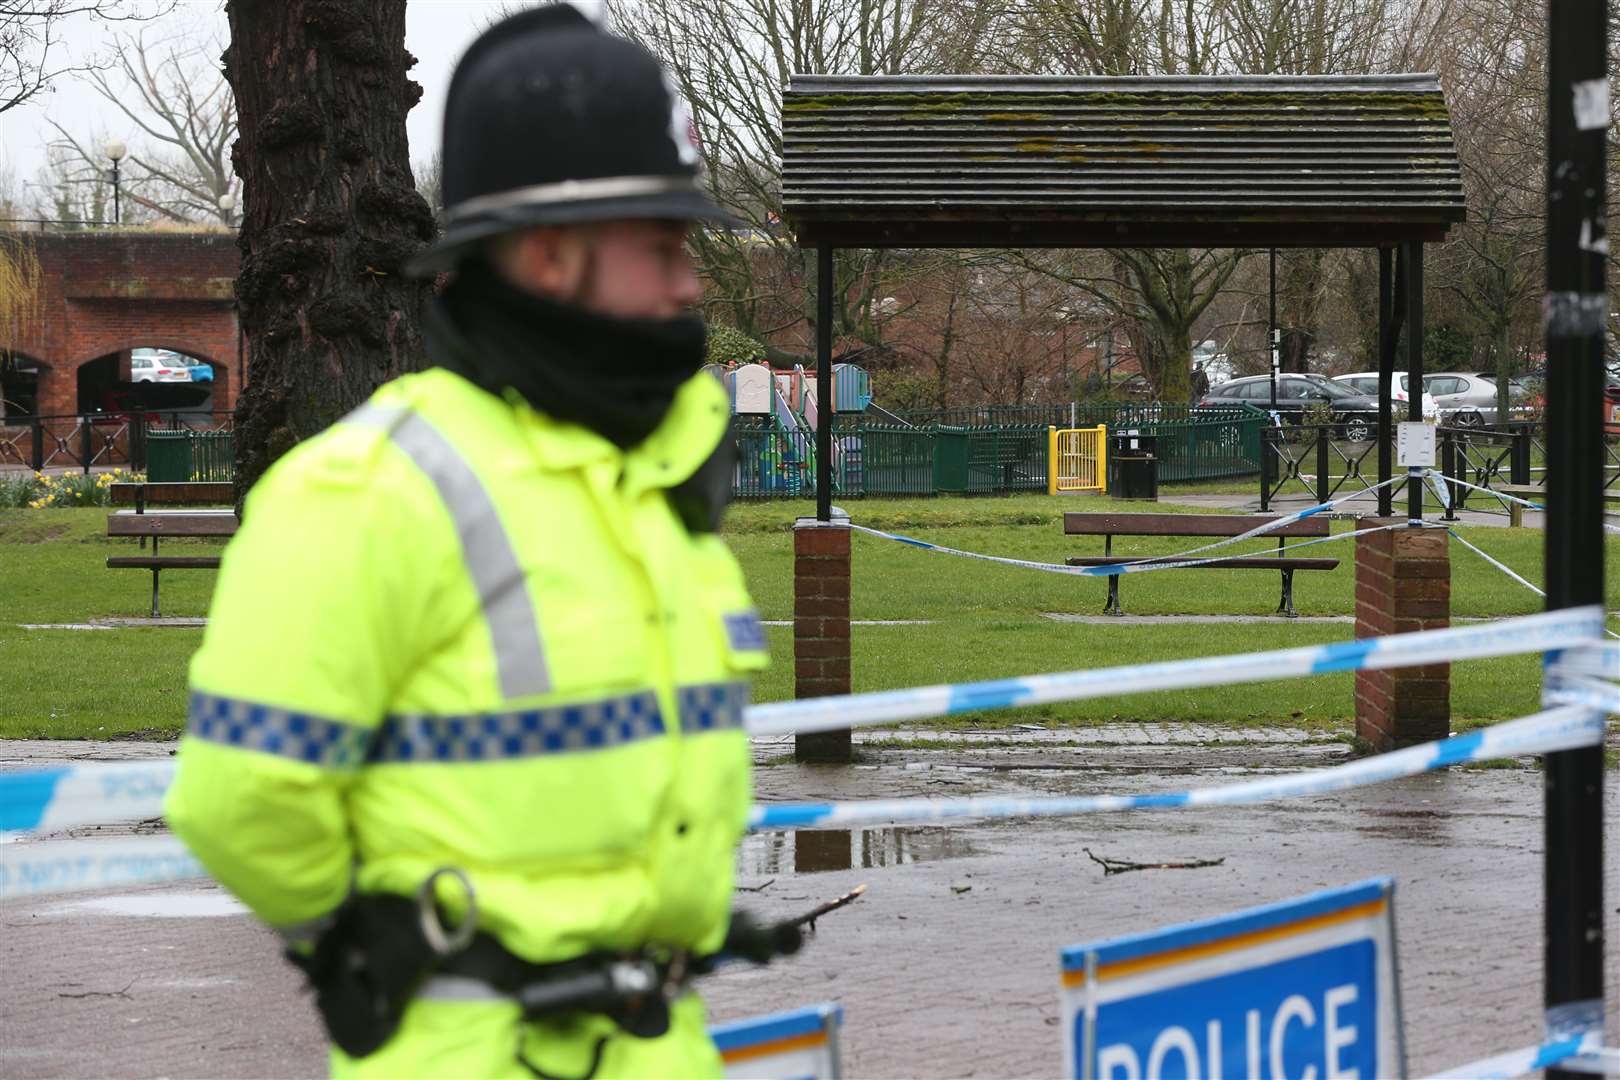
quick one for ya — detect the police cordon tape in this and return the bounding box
[1,607,1610,896]
[1439,474,1620,535]
[745,605,1605,738]
[1,703,1606,900]
[746,705,1604,831]
[853,517,1440,580]
[848,475,1408,581]
[1,606,1605,841]
[1443,528,1620,640]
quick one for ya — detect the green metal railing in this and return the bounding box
[145,429,234,482]
[732,418,1048,498]
[896,403,1265,483]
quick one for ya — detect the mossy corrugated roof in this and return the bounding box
[780,74,1465,248]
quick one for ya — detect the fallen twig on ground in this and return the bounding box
[785,883,867,933]
[1083,848,1225,875]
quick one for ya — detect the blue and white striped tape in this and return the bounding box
[1426,1036,1594,1080]
[746,705,1605,831]
[3,705,1604,900]
[746,605,1605,738]
[0,761,176,835]
[1,606,1606,847]
[0,834,205,899]
[1548,640,1620,680]
[851,478,1401,579]
[1442,474,1543,512]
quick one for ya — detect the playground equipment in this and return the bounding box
[724,362,874,497]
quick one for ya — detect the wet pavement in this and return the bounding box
[2,732,1617,1078]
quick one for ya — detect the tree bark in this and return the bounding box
[224,0,434,497]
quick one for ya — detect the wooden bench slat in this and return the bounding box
[108,513,238,537]
[110,482,235,506]
[1066,556,1339,571]
[1063,512,1331,537]
[107,556,222,569]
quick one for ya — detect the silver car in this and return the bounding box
[1422,372,1527,425]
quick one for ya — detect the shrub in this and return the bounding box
[12,468,145,508]
[706,324,768,367]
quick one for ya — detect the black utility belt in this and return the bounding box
[440,934,687,1040]
[286,867,803,1064]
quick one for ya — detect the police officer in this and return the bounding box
[165,6,769,1077]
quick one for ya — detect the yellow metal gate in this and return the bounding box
[1048,425,1107,493]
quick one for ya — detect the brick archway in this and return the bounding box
[5,231,241,418]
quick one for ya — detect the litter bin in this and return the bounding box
[1109,432,1158,500]
[145,430,193,482]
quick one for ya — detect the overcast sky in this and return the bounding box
[0,0,601,206]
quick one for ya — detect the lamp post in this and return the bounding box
[104,141,127,226]
[218,190,237,227]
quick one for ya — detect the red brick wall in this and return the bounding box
[794,517,853,762]
[1354,521,1451,750]
[3,232,242,418]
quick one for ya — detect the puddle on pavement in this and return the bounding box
[738,827,978,876]
[49,891,247,919]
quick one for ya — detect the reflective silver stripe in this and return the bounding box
[418,975,511,1002]
[345,403,552,700]
[677,681,750,734]
[446,175,702,224]
[187,691,374,770]
[370,691,664,764]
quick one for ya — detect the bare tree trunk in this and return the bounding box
[225,0,434,497]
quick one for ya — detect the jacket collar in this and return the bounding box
[506,370,730,492]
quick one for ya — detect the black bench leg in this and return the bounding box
[150,567,161,619]
[1277,569,1297,618]
[1105,574,1123,616]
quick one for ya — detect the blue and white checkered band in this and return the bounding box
[723,610,767,653]
[187,692,375,769]
[677,681,750,734]
[369,691,665,764]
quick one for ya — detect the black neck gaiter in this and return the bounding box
[425,261,707,449]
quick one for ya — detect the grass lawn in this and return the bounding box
[2,493,1614,740]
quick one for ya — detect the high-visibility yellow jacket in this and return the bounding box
[165,367,765,962]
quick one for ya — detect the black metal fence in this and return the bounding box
[0,411,235,473]
[1259,421,1620,514]
[732,417,1048,498]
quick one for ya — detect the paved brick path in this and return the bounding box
[2,735,1615,1078]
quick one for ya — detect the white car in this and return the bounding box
[130,348,192,383]
[1332,372,1437,419]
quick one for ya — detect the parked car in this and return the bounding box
[183,357,215,383]
[1198,373,1379,441]
[1422,372,1531,425]
[1330,371,1438,419]
[130,348,192,383]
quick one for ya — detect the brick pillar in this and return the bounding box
[1354,520,1450,751]
[794,512,852,763]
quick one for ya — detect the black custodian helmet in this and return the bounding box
[407,3,735,276]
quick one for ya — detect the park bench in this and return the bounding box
[106,500,237,617]
[1492,483,1620,527]
[1063,512,1338,618]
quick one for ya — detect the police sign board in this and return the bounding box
[711,1002,843,1080]
[1061,878,1402,1080]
